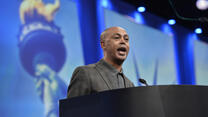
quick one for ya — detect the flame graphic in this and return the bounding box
[20,0,60,24]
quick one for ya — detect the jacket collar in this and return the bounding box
[97,59,122,74]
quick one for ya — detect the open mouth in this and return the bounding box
[117,47,127,55]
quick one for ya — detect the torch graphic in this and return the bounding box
[18,0,66,117]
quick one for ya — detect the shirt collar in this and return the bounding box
[98,59,123,75]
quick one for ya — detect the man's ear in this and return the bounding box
[101,41,105,49]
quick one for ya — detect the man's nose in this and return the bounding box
[120,37,126,44]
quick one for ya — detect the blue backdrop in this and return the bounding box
[0,0,207,117]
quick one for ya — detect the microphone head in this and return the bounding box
[139,78,146,84]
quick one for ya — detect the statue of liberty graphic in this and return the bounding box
[18,0,67,117]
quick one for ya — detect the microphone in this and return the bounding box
[139,78,148,86]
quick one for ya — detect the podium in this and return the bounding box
[60,85,208,117]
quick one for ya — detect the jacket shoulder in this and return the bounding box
[75,63,96,71]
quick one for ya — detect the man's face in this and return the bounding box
[101,27,130,63]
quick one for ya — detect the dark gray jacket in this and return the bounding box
[67,59,134,98]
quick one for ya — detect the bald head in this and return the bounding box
[100,27,126,43]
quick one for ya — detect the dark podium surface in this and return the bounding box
[60,85,208,117]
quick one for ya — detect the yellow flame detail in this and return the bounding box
[20,0,60,24]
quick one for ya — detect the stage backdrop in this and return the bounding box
[1,0,208,117]
[194,40,208,85]
[104,9,177,85]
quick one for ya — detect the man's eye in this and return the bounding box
[113,36,120,39]
[125,38,129,41]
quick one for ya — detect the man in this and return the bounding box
[67,27,134,98]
